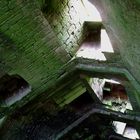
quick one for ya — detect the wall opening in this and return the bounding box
[87,77,139,139]
[75,28,114,61]
[113,121,139,139]
[0,74,31,106]
[75,1,114,61]
[82,0,102,22]
[89,77,133,113]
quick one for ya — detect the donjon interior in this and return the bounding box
[0,0,140,139]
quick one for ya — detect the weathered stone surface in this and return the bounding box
[90,0,140,85]
[0,0,69,108]
[0,0,140,139]
[45,0,88,54]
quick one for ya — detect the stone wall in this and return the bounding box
[0,0,69,103]
[90,0,140,85]
[45,0,88,55]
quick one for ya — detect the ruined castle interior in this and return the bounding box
[0,0,140,139]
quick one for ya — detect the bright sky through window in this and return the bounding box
[83,0,102,22]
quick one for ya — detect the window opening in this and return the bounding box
[75,1,114,61]
[82,0,102,22]
[89,77,133,113]
[123,125,139,139]
[113,121,139,139]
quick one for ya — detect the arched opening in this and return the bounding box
[75,0,114,61]
[74,1,140,139]
[82,0,102,22]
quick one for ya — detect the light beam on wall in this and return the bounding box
[101,29,114,53]
[75,43,106,61]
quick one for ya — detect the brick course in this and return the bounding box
[0,0,69,101]
[45,0,88,54]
